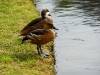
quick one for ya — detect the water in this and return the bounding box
[34,0,100,75]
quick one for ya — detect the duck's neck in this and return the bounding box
[44,24,51,30]
[42,15,46,19]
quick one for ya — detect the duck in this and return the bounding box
[18,8,58,36]
[21,17,57,57]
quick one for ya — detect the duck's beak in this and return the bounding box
[52,26,59,30]
[48,14,51,16]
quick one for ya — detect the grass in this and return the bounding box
[0,0,56,75]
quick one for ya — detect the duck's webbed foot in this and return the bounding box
[41,53,50,58]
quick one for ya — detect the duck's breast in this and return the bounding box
[31,29,55,45]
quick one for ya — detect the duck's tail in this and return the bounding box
[12,33,21,39]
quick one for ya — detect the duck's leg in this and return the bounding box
[38,45,50,57]
[38,46,43,54]
[37,46,41,55]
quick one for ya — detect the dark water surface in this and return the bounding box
[34,0,100,75]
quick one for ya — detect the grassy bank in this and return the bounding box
[0,0,55,75]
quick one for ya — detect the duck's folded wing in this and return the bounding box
[20,17,43,32]
[21,29,49,43]
[28,29,48,36]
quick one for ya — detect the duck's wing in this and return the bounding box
[29,29,47,35]
[21,29,49,43]
[20,17,43,32]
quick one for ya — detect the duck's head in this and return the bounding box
[41,9,51,18]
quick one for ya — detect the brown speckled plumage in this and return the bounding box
[19,9,53,36]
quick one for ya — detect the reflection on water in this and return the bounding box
[34,0,100,75]
[80,0,100,26]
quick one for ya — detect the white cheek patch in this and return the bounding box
[45,12,50,17]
